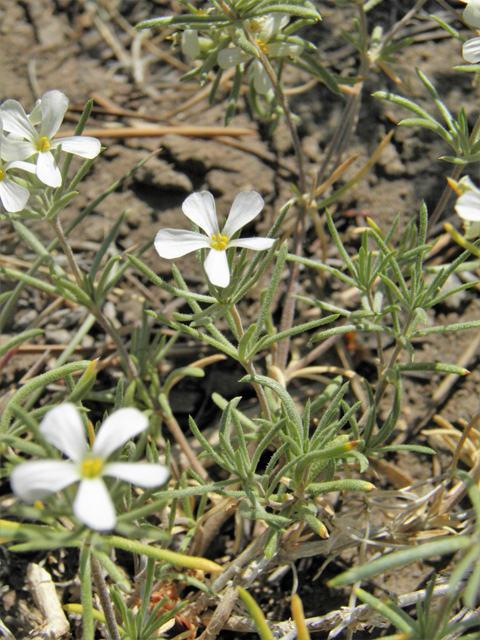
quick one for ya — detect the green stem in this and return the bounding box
[49,216,84,288]
[79,543,94,640]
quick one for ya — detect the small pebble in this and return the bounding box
[44,328,72,345]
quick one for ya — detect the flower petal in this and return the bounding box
[222,191,265,237]
[463,37,480,63]
[92,408,149,458]
[39,90,68,140]
[0,137,34,162]
[7,159,37,174]
[252,60,273,94]
[52,136,101,159]
[29,100,42,126]
[0,177,29,212]
[464,1,480,29]
[36,150,61,187]
[203,248,230,287]
[263,13,290,40]
[455,190,480,220]
[182,191,219,236]
[462,38,480,62]
[0,99,37,141]
[465,219,480,240]
[265,42,303,59]
[39,403,88,461]
[155,228,211,259]
[104,462,170,488]
[229,237,276,251]
[182,29,200,59]
[73,479,116,530]
[11,460,80,502]
[217,47,248,69]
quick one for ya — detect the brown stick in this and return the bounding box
[57,125,255,139]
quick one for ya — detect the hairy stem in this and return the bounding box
[49,216,84,288]
[91,554,122,640]
[79,543,94,640]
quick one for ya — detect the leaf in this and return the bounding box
[305,479,375,495]
[329,536,472,587]
[398,362,469,375]
[0,328,43,358]
[240,374,303,435]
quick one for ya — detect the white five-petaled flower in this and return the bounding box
[154,190,275,288]
[217,13,303,94]
[453,175,480,239]
[0,117,37,212]
[10,403,169,531]
[0,90,101,188]
[462,0,480,62]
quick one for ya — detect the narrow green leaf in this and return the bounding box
[329,536,472,587]
[0,328,43,358]
[399,362,469,375]
[240,374,303,434]
[45,191,79,220]
[89,211,127,280]
[375,445,436,455]
[412,319,480,337]
[305,479,375,495]
[127,254,216,303]
[163,366,204,395]
[225,65,243,125]
[238,323,257,362]
[354,589,414,633]
[250,314,339,357]
[1,361,91,433]
[238,588,274,640]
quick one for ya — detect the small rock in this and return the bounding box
[44,328,72,345]
[16,309,38,328]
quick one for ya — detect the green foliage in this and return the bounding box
[374,69,480,165]
[136,0,327,119]
[4,3,480,638]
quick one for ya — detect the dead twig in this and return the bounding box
[27,563,70,638]
[57,125,255,139]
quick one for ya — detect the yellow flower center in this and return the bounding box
[81,457,104,479]
[211,234,229,250]
[37,136,50,152]
[0,169,3,181]
[250,18,265,34]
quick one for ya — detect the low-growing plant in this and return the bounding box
[2,0,480,638]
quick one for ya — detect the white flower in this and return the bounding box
[462,0,480,62]
[10,403,169,531]
[0,90,101,188]
[217,13,303,94]
[154,191,275,288]
[0,117,37,213]
[454,175,480,238]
